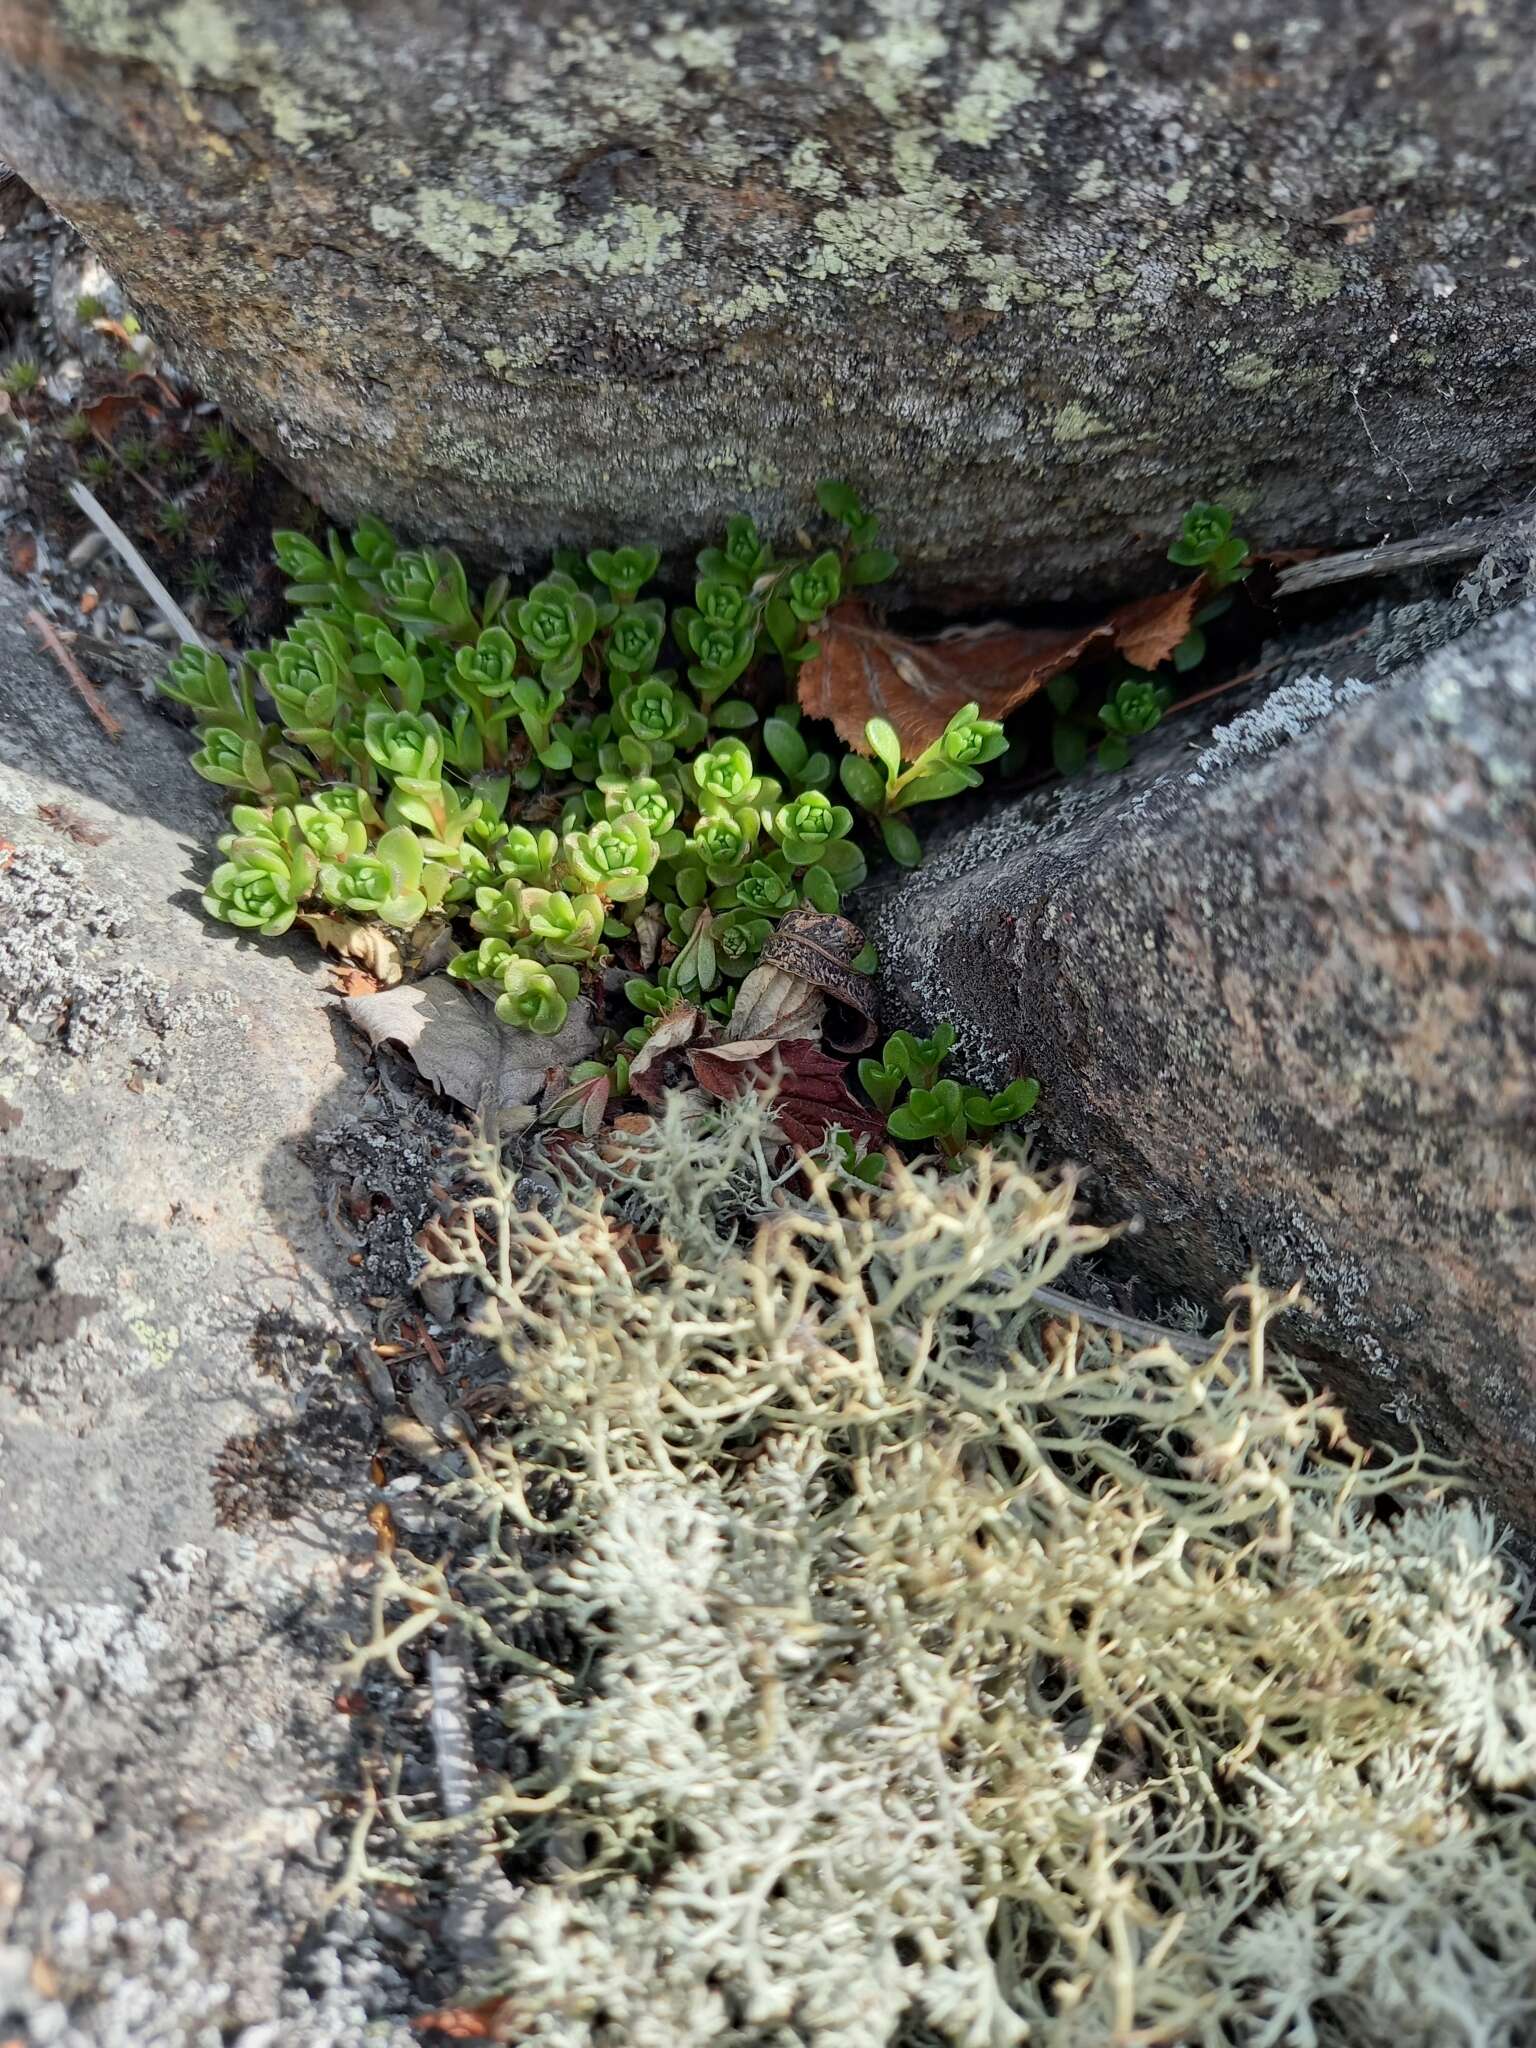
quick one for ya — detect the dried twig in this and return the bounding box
[1032,1283,1229,1360]
[1163,623,1377,721]
[24,607,124,740]
[66,480,211,651]
[1273,517,1517,596]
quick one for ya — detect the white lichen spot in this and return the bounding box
[1225,351,1278,391]
[61,0,350,150]
[563,203,686,279]
[1072,157,1112,203]
[785,140,845,200]
[1185,673,1374,786]
[650,21,740,73]
[835,0,948,118]
[965,250,1046,310]
[411,188,518,272]
[943,57,1038,144]
[1052,401,1111,443]
[1194,221,1341,307]
[368,202,414,239]
[706,277,791,328]
[805,131,973,284]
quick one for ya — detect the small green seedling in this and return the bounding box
[1168,501,1251,590]
[862,1021,1037,1163]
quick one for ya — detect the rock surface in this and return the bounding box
[0,576,414,2044]
[860,575,1536,1532]
[4,3,1535,596]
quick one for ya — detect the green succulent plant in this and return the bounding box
[605,599,667,678]
[562,813,658,903]
[588,544,660,602]
[203,832,317,937]
[515,887,606,962]
[162,484,1243,1140]
[686,806,758,882]
[515,572,600,688]
[493,955,580,1035]
[319,824,441,928]
[691,739,776,814]
[1168,500,1251,589]
[861,1020,1037,1163]
[614,674,704,760]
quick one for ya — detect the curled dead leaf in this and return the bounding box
[302,912,405,988]
[727,903,879,1053]
[797,581,1207,755]
[688,1037,886,1152]
[628,1003,712,1106]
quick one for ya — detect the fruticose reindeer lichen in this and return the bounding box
[350,1091,1536,2047]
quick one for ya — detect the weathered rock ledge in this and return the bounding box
[862,587,1536,1529]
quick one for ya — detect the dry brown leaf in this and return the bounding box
[1110,579,1207,672]
[302,913,405,988]
[341,976,598,1120]
[727,903,879,1053]
[688,1037,886,1152]
[628,1003,711,1106]
[797,580,1207,755]
[81,390,141,442]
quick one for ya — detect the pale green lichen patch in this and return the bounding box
[1052,399,1112,442]
[1225,351,1279,391]
[399,183,683,282]
[1194,221,1342,307]
[347,1094,1536,2048]
[803,132,974,284]
[60,0,351,151]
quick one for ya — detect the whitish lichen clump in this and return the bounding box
[351,1091,1536,2047]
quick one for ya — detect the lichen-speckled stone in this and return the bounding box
[859,597,1536,1531]
[3,2,1535,596]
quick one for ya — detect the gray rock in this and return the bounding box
[860,583,1536,1532]
[3,3,1534,597]
[0,575,415,2043]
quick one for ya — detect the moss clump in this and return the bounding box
[349,1092,1536,2046]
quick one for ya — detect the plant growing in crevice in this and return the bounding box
[859,1020,1037,1161]
[161,488,1242,1131]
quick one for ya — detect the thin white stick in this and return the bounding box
[1033,1283,1230,1360]
[67,480,213,651]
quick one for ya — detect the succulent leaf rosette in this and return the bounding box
[771,789,854,868]
[604,599,666,677]
[203,836,317,937]
[319,824,439,928]
[497,825,561,889]
[686,806,758,883]
[587,544,660,602]
[691,739,776,816]
[562,813,658,903]
[614,675,702,758]
[514,572,599,689]
[516,888,606,962]
[493,956,580,1035]
[363,707,445,785]
[454,626,521,697]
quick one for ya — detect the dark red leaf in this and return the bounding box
[688,1037,886,1151]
